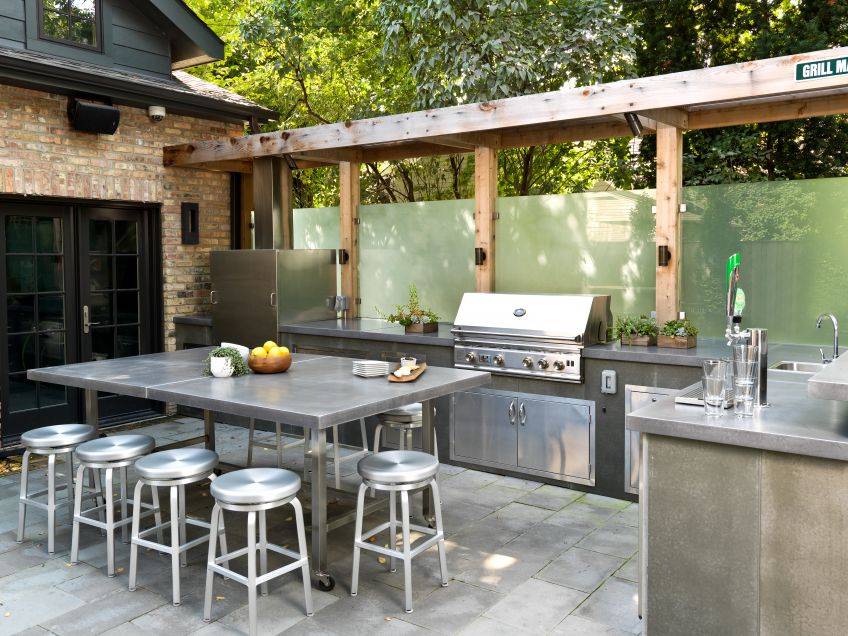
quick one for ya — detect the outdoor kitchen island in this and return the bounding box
[627,368,848,634]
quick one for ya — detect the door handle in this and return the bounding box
[507,399,516,425]
[270,292,277,307]
[518,402,527,426]
[82,305,101,334]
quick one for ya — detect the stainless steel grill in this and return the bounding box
[452,293,611,383]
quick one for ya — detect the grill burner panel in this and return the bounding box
[452,293,611,383]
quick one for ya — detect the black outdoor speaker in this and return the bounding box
[67,98,120,135]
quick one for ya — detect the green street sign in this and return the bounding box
[796,57,848,81]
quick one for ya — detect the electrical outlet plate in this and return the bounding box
[601,369,617,394]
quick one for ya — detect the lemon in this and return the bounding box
[251,347,268,358]
[263,340,278,352]
[268,346,288,358]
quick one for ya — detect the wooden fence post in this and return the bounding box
[339,161,361,315]
[474,146,498,292]
[655,123,683,323]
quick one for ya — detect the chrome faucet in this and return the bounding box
[816,313,839,364]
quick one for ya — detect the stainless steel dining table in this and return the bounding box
[28,347,490,589]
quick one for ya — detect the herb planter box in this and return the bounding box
[405,322,438,334]
[658,334,697,349]
[620,334,657,346]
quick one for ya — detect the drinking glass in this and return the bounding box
[733,359,758,417]
[732,344,759,364]
[702,359,727,416]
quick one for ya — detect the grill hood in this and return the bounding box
[452,293,611,345]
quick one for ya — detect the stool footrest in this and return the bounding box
[210,546,306,588]
[356,531,443,560]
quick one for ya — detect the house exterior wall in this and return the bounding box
[0,82,241,351]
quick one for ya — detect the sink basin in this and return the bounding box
[770,361,825,374]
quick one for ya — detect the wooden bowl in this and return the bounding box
[248,354,292,374]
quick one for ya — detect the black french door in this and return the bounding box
[0,200,161,443]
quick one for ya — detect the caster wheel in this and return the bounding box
[314,575,335,592]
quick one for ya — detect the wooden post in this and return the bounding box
[474,146,497,292]
[339,161,360,315]
[280,161,293,249]
[655,123,683,323]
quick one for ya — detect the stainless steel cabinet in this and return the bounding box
[452,388,594,486]
[624,385,678,494]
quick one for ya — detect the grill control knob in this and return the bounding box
[553,360,566,371]
[522,357,534,368]
[493,354,505,366]
[465,352,477,364]
[537,358,550,370]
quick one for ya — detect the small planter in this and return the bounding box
[658,334,697,349]
[209,356,234,378]
[619,334,657,347]
[405,322,438,334]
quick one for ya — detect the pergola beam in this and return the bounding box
[688,92,848,129]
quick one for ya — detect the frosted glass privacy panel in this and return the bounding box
[359,199,475,321]
[293,206,340,249]
[496,192,657,317]
[681,177,848,344]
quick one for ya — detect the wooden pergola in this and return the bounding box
[164,47,848,322]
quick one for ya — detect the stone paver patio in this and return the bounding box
[2,417,641,635]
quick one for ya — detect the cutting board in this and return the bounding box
[388,363,428,383]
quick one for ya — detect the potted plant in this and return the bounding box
[205,346,250,378]
[659,318,699,349]
[613,314,658,346]
[379,284,439,334]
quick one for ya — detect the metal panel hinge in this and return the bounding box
[492,212,500,220]
[356,297,362,305]
[354,217,361,225]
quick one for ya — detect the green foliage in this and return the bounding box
[613,314,658,339]
[660,319,699,338]
[378,284,439,326]
[204,347,250,377]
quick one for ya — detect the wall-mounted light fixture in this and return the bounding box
[181,202,200,245]
[475,247,487,266]
[658,245,671,267]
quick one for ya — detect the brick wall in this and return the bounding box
[0,83,242,351]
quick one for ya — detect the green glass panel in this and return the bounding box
[5,216,33,253]
[8,295,35,332]
[89,256,112,290]
[37,255,63,292]
[293,207,340,249]
[36,217,62,253]
[38,294,64,330]
[6,256,35,293]
[89,219,112,253]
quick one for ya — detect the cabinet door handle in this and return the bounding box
[518,402,527,426]
[508,399,516,425]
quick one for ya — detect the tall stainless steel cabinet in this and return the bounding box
[210,249,337,345]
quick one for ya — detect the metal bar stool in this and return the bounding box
[17,424,98,554]
[373,404,438,460]
[204,468,313,636]
[70,434,158,577]
[249,417,371,490]
[128,448,227,606]
[351,450,447,613]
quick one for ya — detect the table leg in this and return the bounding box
[85,389,99,432]
[421,399,436,524]
[204,411,216,452]
[309,428,332,590]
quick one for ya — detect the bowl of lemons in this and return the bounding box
[248,341,292,374]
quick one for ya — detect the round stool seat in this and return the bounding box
[380,404,422,423]
[358,450,438,485]
[75,434,155,463]
[211,468,300,505]
[135,448,219,480]
[21,423,96,449]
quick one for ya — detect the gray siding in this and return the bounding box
[110,0,171,75]
[0,0,26,46]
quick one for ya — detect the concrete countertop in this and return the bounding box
[627,372,848,462]
[279,318,456,347]
[808,354,848,401]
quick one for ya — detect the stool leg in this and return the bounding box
[359,418,368,454]
[90,468,106,532]
[258,510,269,596]
[247,418,255,467]
[151,486,164,545]
[400,490,413,613]
[433,435,439,462]
[178,484,188,567]
[275,422,283,469]
[120,467,129,545]
[47,453,56,554]
[246,511,258,636]
[432,480,448,586]
[350,483,367,597]
[17,449,30,543]
[373,424,382,453]
[65,452,75,526]
[389,490,398,572]
[128,480,144,592]
[70,464,85,564]
[203,503,221,622]
[405,429,413,452]
[291,497,314,616]
[104,468,117,577]
[169,486,181,604]
[332,425,341,491]
[218,508,229,569]
[398,430,405,451]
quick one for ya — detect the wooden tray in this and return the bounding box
[388,363,428,383]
